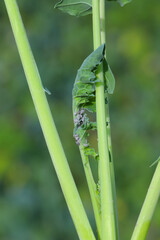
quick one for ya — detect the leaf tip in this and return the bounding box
[54,0,62,9]
[117,0,132,7]
[150,156,160,168]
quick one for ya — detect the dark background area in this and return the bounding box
[0,0,160,239]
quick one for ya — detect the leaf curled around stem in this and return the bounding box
[72,44,115,160]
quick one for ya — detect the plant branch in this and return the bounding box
[92,0,117,239]
[4,0,96,239]
[131,161,160,240]
[80,147,102,239]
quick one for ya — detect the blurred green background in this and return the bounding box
[0,0,160,239]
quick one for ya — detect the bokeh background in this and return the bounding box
[0,0,160,239]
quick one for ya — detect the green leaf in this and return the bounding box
[72,44,116,162]
[84,147,99,160]
[72,44,115,161]
[54,0,132,18]
[73,44,105,113]
[54,0,92,17]
[80,44,105,70]
[104,60,115,94]
[107,0,132,7]
[72,45,105,159]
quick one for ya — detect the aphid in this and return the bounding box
[83,143,89,148]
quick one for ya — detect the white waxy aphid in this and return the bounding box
[74,119,79,124]
[83,143,89,147]
[80,109,85,114]
[77,114,82,120]
[76,139,81,145]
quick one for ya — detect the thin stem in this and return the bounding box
[80,146,102,239]
[92,0,117,239]
[92,0,101,50]
[131,161,160,240]
[100,0,106,46]
[100,2,119,239]
[4,1,96,239]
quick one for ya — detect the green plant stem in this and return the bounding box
[92,0,117,239]
[100,2,119,239]
[79,146,102,239]
[131,161,160,240]
[4,1,96,239]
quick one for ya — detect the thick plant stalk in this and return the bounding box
[131,161,160,240]
[92,0,117,239]
[100,1,119,239]
[4,0,96,239]
[79,148,102,239]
